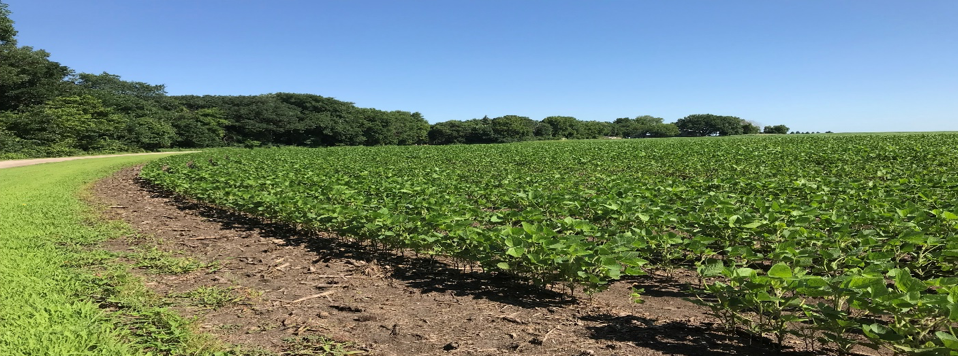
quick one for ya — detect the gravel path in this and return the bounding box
[0,152,198,169]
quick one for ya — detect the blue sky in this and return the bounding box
[5,1,957,132]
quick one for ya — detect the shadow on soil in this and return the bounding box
[136,177,843,356]
[581,313,819,356]
[138,178,572,309]
[622,274,699,299]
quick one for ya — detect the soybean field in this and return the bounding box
[143,134,958,355]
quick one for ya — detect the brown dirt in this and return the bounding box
[91,166,830,356]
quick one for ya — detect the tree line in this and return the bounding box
[0,2,793,158]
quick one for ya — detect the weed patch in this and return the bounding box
[129,246,207,274]
[174,286,244,309]
[283,335,360,356]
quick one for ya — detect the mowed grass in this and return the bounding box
[0,155,195,355]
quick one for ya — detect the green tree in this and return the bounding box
[75,72,166,99]
[171,108,227,148]
[428,120,468,145]
[73,72,179,151]
[675,114,713,136]
[172,93,427,147]
[675,114,744,136]
[612,115,666,138]
[612,117,640,137]
[542,116,580,139]
[0,2,72,111]
[465,117,496,143]
[309,112,366,146]
[357,108,429,146]
[577,121,612,139]
[763,124,789,134]
[391,111,429,145]
[357,108,396,146]
[73,72,173,121]
[491,115,535,143]
[633,115,664,126]
[274,93,362,146]
[0,46,72,112]
[4,95,128,153]
[124,116,175,150]
[0,1,15,46]
[204,94,306,145]
[647,123,680,137]
[533,121,553,139]
[0,117,30,157]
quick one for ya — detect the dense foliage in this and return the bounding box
[144,133,958,355]
[427,115,640,145]
[169,93,429,148]
[764,124,791,134]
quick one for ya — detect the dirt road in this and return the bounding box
[0,152,198,170]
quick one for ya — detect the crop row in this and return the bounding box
[142,134,958,354]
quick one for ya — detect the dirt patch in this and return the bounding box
[91,166,822,356]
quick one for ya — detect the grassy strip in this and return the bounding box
[0,156,224,355]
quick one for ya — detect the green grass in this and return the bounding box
[0,155,223,355]
[173,286,244,310]
[129,246,208,275]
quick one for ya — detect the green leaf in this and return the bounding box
[767,263,792,278]
[802,276,828,287]
[727,215,740,227]
[522,222,536,234]
[937,331,958,349]
[754,291,776,302]
[496,262,510,270]
[732,268,756,278]
[698,258,724,277]
[847,275,881,289]
[895,271,926,293]
[863,323,906,342]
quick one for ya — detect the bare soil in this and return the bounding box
[91,166,828,356]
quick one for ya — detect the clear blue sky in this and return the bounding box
[5,1,957,132]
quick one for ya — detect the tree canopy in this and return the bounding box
[763,124,790,134]
[611,115,678,138]
[675,114,746,137]
[0,2,15,46]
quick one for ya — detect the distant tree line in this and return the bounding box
[0,2,798,158]
[425,114,798,145]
